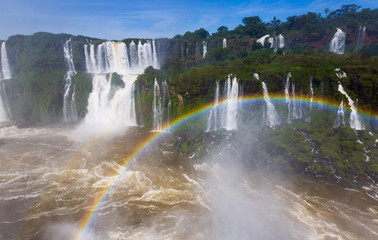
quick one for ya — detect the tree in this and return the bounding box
[268,16,281,29]
[324,8,329,17]
[217,26,228,32]
[193,28,210,39]
[242,16,263,25]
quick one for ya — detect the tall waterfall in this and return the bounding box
[285,73,291,123]
[82,40,158,130]
[0,42,11,122]
[1,42,11,80]
[63,39,78,122]
[206,81,220,132]
[262,82,279,128]
[152,79,171,132]
[277,34,284,49]
[203,41,207,58]
[223,38,227,48]
[153,79,162,131]
[356,26,366,51]
[337,83,365,130]
[334,101,345,128]
[306,76,314,122]
[223,76,239,130]
[291,83,300,120]
[207,76,239,131]
[330,28,346,54]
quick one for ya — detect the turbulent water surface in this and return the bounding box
[0,125,377,240]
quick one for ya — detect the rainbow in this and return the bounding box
[75,94,377,239]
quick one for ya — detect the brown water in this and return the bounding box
[0,125,377,240]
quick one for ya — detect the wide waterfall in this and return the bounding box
[63,39,78,122]
[285,73,292,123]
[330,28,346,54]
[203,41,207,58]
[82,40,158,132]
[206,76,239,131]
[257,35,269,46]
[356,26,366,51]
[256,34,284,52]
[262,82,280,128]
[334,101,345,128]
[0,42,11,122]
[223,38,227,48]
[337,82,365,130]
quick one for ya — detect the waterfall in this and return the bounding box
[129,41,138,68]
[161,80,171,129]
[82,40,158,130]
[63,39,78,122]
[253,73,259,80]
[285,73,291,123]
[195,42,200,55]
[262,82,279,128]
[206,81,220,132]
[306,76,314,122]
[334,101,345,128]
[207,76,239,131]
[257,35,269,46]
[0,42,11,122]
[268,37,274,48]
[277,34,284,49]
[203,41,207,58]
[330,28,346,54]
[153,79,162,131]
[291,83,300,120]
[223,38,227,48]
[356,26,366,51]
[1,42,11,80]
[337,82,365,130]
[224,75,239,131]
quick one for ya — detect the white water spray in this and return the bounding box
[63,39,78,122]
[285,73,291,123]
[330,28,346,54]
[306,76,314,122]
[223,38,227,48]
[203,41,207,58]
[207,81,220,132]
[356,26,366,51]
[337,82,365,130]
[1,42,11,80]
[262,82,280,128]
[153,79,162,131]
[223,75,239,131]
[334,101,345,128]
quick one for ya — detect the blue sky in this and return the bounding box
[0,0,376,40]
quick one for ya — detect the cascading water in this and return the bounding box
[306,76,314,122]
[257,35,269,46]
[0,42,11,122]
[223,38,227,48]
[278,34,284,49]
[330,28,346,54]
[82,40,158,132]
[203,41,207,58]
[356,26,366,51]
[206,81,220,132]
[223,75,239,131]
[1,42,11,80]
[63,39,78,122]
[161,80,171,129]
[334,101,345,128]
[262,82,280,128]
[285,73,291,123]
[207,76,239,131]
[195,42,200,55]
[337,82,365,130]
[253,73,259,80]
[153,79,162,131]
[291,83,300,120]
